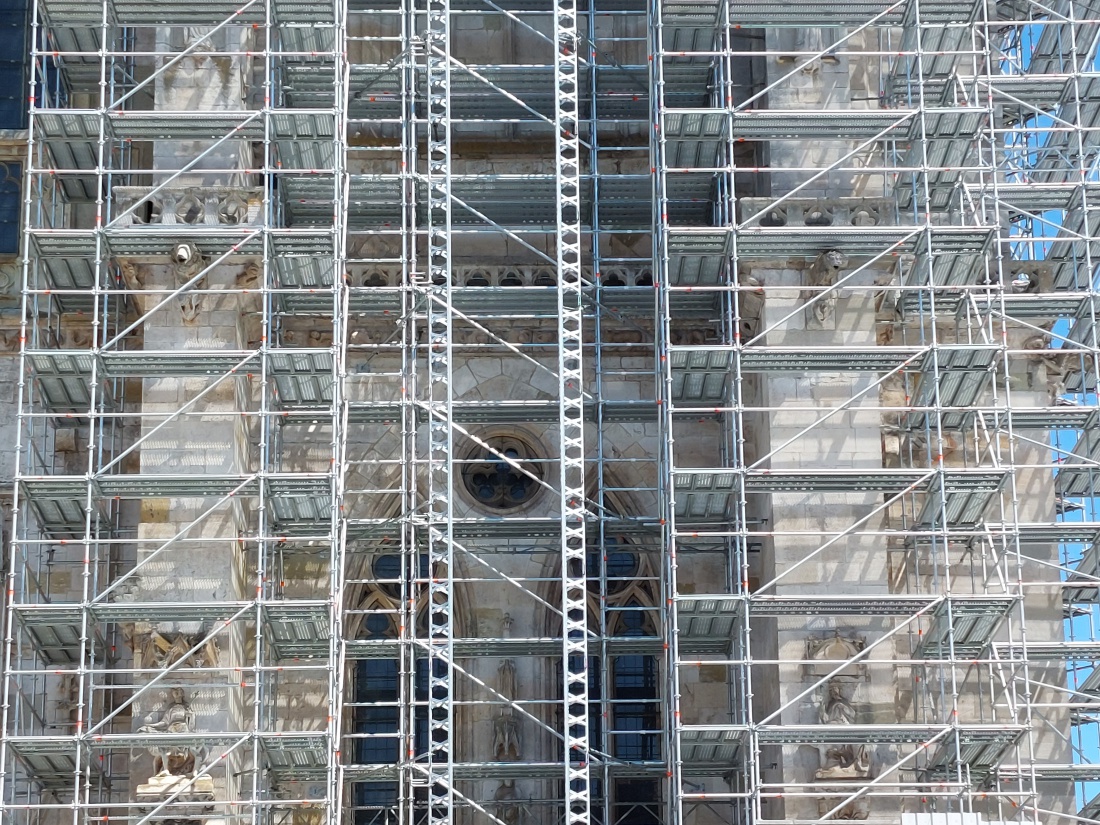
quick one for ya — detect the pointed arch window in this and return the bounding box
[350,555,433,825]
[571,538,663,825]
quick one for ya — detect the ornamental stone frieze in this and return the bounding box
[740,197,894,231]
[112,186,262,228]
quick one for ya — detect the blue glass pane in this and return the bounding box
[373,554,399,581]
[354,659,400,764]
[34,53,66,109]
[613,655,657,698]
[353,782,398,825]
[355,782,398,807]
[0,162,21,256]
[0,0,29,130]
[362,613,391,639]
[606,551,637,579]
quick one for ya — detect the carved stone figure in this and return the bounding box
[819,679,856,726]
[498,615,518,698]
[819,798,869,820]
[803,249,848,327]
[815,679,870,780]
[498,658,518,699]
[1021,332,1092,400]
[492,613,523,760]
[1011,272,1036,293]
[119,260,144,293]
[494,779,520,825]
[492,711,522,761]
[738,273,765,338]
[817,745,871,781]
[236,262,261,290]
[130,628,219,669]
[137,688,204,777]
[171,242,207,323]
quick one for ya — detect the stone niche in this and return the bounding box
[805,633,873,786]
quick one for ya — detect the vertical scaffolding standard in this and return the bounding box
[7,1,1100,825]
[554,0,592,821]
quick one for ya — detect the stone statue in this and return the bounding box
[1021,331,1091,400]
[492,614,522,760]
[492,711,522,761]
[817,745,871,781]
[171,242,207,323]
[803,249,848,327]
[497,617,517,697]
[498,658,517,699]
[137,688,204,777]
[494,779,520,825]
[130,628,219,670]
[815,679,870,780]
[818,679,856,726]
[831,801,870,820]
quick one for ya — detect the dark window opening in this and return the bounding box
[461,434,544,510]
[0,162,21,257]
[612,655,660,761]
[352,781,398,825]
[612,779,660,825]
[372,553,430,599]
[34,48,66,110]
[354,659,399,765]
[587,538,638,595]
[0,0,29,130]
[558,649,661,820]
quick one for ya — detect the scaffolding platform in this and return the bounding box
[19,474,332,536]
[7,737,106,792]
[746,595,939,617]
[677,726,745,769]
[1066,537,1100,603]
[346,635,728,659]
[11,604,108,665]
[913,595,1017,659]
[662,109,916,157]
[914,471,1006,528]
[902,345,998,431]
[727,0,979,26]
[38,0,336,25]
[669,347,926,404]
[1056,429,1100,497]
[921,726,1026,780]
[29,228,335,262]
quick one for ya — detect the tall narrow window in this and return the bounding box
[0,162,21,257]
[578,544,663,825]
[0,0,29,130]
[351,564,432,825]
[352,614,400,825]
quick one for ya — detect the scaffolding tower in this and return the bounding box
[4,0,1100,824]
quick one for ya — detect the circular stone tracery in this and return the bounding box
[461,434,544,511]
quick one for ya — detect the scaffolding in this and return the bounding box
[4,0,1100,824]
